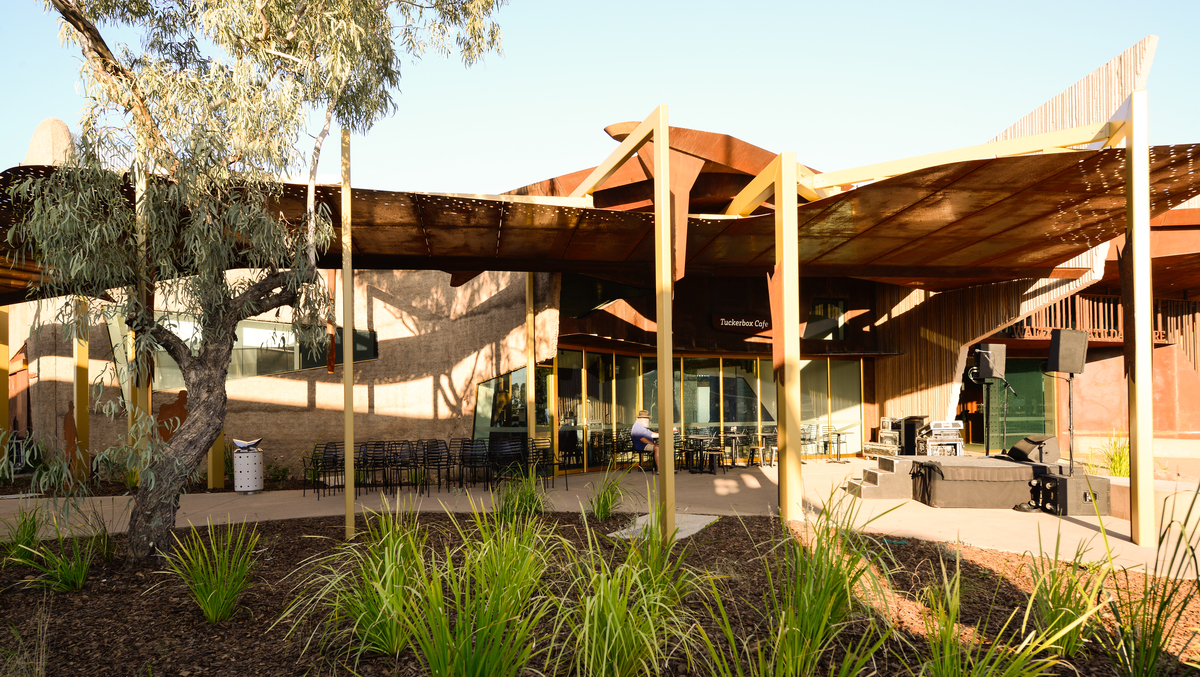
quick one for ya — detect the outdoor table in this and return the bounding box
[699,450,723,475]
[684,435,710,473]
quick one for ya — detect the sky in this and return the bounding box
[4,0,1200,194]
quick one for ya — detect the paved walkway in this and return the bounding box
[2,459,1196,574]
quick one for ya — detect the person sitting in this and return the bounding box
[631,410,659,470]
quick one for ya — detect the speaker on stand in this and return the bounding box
[1044,329,1088,476]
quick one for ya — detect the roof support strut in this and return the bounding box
[1123,91,1154,545]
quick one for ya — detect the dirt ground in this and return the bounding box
[0,510,1197,676]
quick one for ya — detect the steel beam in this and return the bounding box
[570,114,657,198]
[1124,90,1155,545]
[342,129,356,541]
[774,153,803,522]
[811,122,1116,190]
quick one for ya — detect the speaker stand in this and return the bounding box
[983,379,992,456]
[1068,373,1076,477]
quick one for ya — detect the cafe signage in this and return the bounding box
[711,314,772,336]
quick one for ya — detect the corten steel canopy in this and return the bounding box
[2,137,1199,302]
[306,142,1200,291]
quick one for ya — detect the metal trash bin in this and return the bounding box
[232,438,264,494]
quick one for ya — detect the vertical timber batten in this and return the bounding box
[775,153,803,522]
[1125,90,1154,545]
[341,129,355,540]
[526,273,536,443]
[652,106,675,539]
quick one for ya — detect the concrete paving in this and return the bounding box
[1,459,1195,575]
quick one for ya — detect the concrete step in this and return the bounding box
[845,455,915,500]
[879,455,914,475]
[845,477,866,498]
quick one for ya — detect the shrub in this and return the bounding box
[1090,428,1130,477]
[2,505,44,568]
[698,492,894,677]
[495,466,549,522]
[1024,533,1104,657]
[279,498,424,668]
[12,517,94,593]
[1095,490,1200,676]
[405,505,558,677]
[586,464,630,520]
[561,515,697,677]
[0,597,49,677]
[163,519,259,623]
[918,554,1100,677]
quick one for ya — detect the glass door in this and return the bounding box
[586,352,614,470]
[829,359,863,455]
[557,350,584,471]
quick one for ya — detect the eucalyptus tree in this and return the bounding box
[8,0,504,561]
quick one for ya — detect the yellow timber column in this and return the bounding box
[775,153,803,522]
[0,306,7,435]
[208,430,225,489]
[341,129,356,540]
[1125,90,1155,545]
[73,298,89,480]
[652,105,675,538]
[526,273,536,442]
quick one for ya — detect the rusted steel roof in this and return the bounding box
[2,141,1199,304]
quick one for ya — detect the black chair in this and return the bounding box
[358,441,391,495]
[385,440,419,494]
[588,429,614,469]
[422,439,454,494]
[460,439,491,488]
[304,441,345,499]
[527,437,565,490]
[490,437,528,489]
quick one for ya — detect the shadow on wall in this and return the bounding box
[23,270,560,471]
[873,275,1085,422]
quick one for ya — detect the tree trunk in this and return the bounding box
[125,365,228,563]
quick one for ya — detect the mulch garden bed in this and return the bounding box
[0,510,1197,676]
[0,474,309,497]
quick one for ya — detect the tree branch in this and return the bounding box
[148,321,194,376]
[229,271,300,325]
[48,0,179,176]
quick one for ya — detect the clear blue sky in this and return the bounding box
[4,0,1199,193]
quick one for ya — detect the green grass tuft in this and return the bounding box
[163,519,259,623]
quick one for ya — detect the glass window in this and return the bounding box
[615,355,640,425]
[984,358,1052,451]
[114,312,377,391]
[683,358,721,433]
[758,358,777,425]
[722,358,759,431]
[640,356,680,429]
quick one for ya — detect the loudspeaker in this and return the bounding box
[1035,473,1110,516]
[977,343,1006,380]
[1048,328,1088,374]
[1007,434,1060,465]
